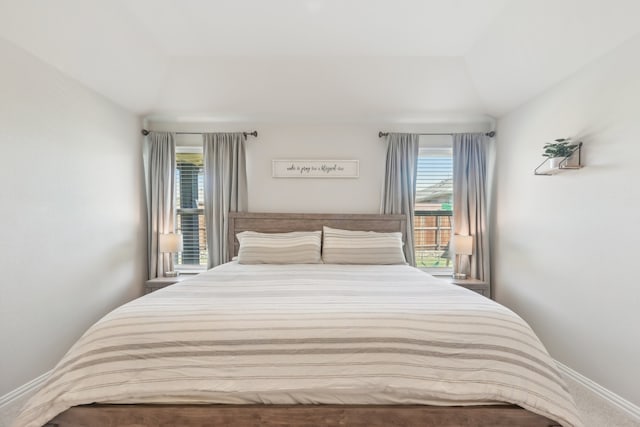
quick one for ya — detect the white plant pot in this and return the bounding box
[549,157,564,170]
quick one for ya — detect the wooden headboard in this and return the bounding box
[227,212,407,262]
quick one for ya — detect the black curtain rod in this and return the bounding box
[378,131,496,138]
[141,129,258,138]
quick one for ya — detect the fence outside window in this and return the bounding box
[414,211,452,269]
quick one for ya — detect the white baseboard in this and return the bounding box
[555,360,640,421]
[0,370,51,410]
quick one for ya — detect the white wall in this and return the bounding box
[0,38,146,395]
[148,122,492,213]
[493,34,640,405]
[248,124,384,213]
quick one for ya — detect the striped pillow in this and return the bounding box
[236,231,322,264]
[321,226,407,265]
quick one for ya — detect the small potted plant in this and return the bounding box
[543,138,577,169]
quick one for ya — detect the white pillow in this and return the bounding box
[236,231,322,264]
[321,226,406,265]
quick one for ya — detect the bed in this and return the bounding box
[14,213,581,427]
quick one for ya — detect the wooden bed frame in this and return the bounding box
[227,212,408,262]
[47,212,561,427]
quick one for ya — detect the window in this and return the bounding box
[415,138,453,273]
[175,148,207,270]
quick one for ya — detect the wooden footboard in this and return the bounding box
[46,404,562,427]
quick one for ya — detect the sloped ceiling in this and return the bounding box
[0,0,638,122]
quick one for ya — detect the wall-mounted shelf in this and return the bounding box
[534,142,583,176]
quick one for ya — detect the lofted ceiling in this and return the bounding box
[0,0,639,122]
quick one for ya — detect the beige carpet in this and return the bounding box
[564,375,639,427]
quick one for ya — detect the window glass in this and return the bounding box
[415,139,453,271]
[175,149,207,269]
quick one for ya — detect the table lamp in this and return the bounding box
[159,233,183,277]
[452,234,473,280]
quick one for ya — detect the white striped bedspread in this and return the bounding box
[15,263,582,427]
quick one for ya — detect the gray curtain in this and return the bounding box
[453,133,491,282]
[203,133,248,268]
[143,132,176,279]
[380,133,419,266]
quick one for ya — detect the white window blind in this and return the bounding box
[175,149,207,269]
[414,141,453,271]
[416,146,453,211]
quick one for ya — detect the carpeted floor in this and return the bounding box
[564,375,639,427]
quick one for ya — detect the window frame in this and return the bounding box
[174,146,207,272]
[414,136,454,276]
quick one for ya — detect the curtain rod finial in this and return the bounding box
[141,129,150,136]
[379,131,388,138]
[486,131,496,138]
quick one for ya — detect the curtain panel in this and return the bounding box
[203,133,248,268]
[453,133,491,282]
[143,132,176,279]
[380,133,420,266]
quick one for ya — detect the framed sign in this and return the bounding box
[272,160,359,178]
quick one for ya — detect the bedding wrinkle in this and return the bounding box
[13,263,581,427]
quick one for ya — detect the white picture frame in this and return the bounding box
[272,160,359,178]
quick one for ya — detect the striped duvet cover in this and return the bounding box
[15,263,581,427]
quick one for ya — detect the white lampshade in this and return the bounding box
[159,233,183,253]
[452,235,473,256]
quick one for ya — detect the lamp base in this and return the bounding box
[164,271,180,278]
[452,273,467,280]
